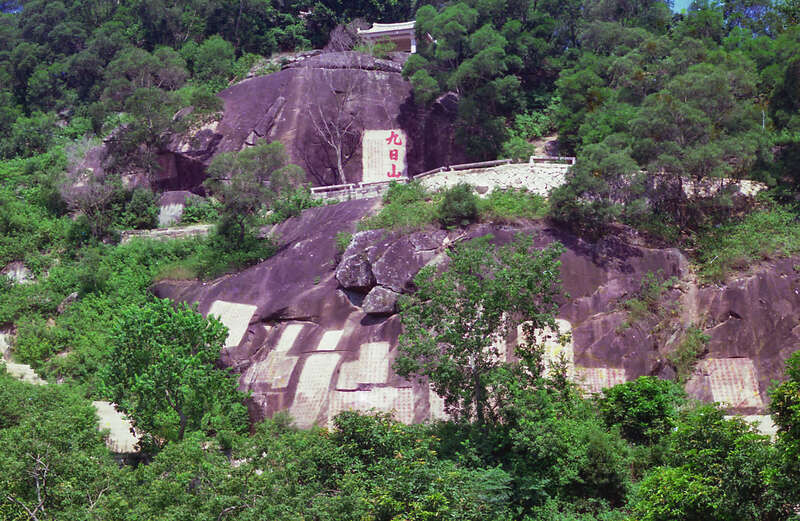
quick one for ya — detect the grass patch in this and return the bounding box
[335,231,353,254]
[359,181,440,232]
[152,231,277,282]
[360,182,551,232]
[617,271,677,331]
[477,188,548,222]
[180,197,222,224]
[694,205,800,282]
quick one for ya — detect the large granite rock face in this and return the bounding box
[162,51,467,189]
[153,201,800,427]
[79,51,467,193]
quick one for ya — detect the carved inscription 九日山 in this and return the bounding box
[361,129,407,183]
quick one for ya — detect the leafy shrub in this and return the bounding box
[180,197,221,224]
[354,39,397,59]
[113,188,158,230]
[511,110,555,140]
[622,271,675,323]
[384,180,429,205]
[154,230,278,281]
[198,230,277,278]
[694,205,800,282]
[359,181,439,231]
[668,326,709,382]
[335,231,352,254]
[268,185,322,223]
[193,36,236,90]
[231,52,263,82]
[630,466,721,521]
[477,188,548,221]
[438,183,478,227]
[501,135,536,161]
[599,376,686,445]
[189,85,224,114]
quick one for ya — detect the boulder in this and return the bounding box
[158,190,194,227]
[57,292,79,314]
[164,51,466,189]
[2,262,33,284]
[335,254,376,292]
[78,50,469,192]
[363,286,400,315]
[371,237,438,293]
[153,201,800,425]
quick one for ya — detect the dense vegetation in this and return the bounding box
[5,0,800,520]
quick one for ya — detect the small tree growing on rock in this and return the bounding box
[394,234,565,424]
[205,140,305,248]
[308,71,362,185]
[60,138,119,239]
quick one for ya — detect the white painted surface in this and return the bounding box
[276,323,305,352]
[92,401,139,453]
[428,386,448,421]
[520,318,574,377]
[207,300,258,348]
[702,358,764,409]
[158,203,185,228]
[317,330,344,351]
[328,387,415,427]
[290,353,342,428]
[0,332,9,359]
[576,367,627,394]
[419,163,569,196]
[2,262,34,284]
[336,342,390,390]
[242,351,299,389]
[4,362,46,385]
[725,414,778,439]
[362,129,407,183]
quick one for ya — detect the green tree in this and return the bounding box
[104,87,184,178]
[394,234,565,424]
[437,182,478,227]
[205,140,305,247]
[193,35,235,88]
[769,351,800,506]
[102,298,248,446]
[599,376,686,445]
[549,140,638,237]
[666,405,785,520]
[0,374,119,520]
[631,466,722,521]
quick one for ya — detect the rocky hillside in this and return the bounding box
[160,51,467,191]
[153,200,800,426]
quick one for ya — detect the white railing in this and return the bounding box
[530,155,576,165]
[310,156,576,200]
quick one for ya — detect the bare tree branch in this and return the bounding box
[308,70,362,184]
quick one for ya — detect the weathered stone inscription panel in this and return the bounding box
[361,129,407,183]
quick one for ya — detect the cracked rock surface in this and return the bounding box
[153,201,800,425]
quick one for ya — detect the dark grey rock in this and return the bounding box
[363,286,400,315]
[336,253,376,292]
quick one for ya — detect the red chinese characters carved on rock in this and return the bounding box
[386,131,403,145]
[386,131,403,178]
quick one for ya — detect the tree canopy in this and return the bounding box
[395,234,565,423]
[102,298,248,446]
